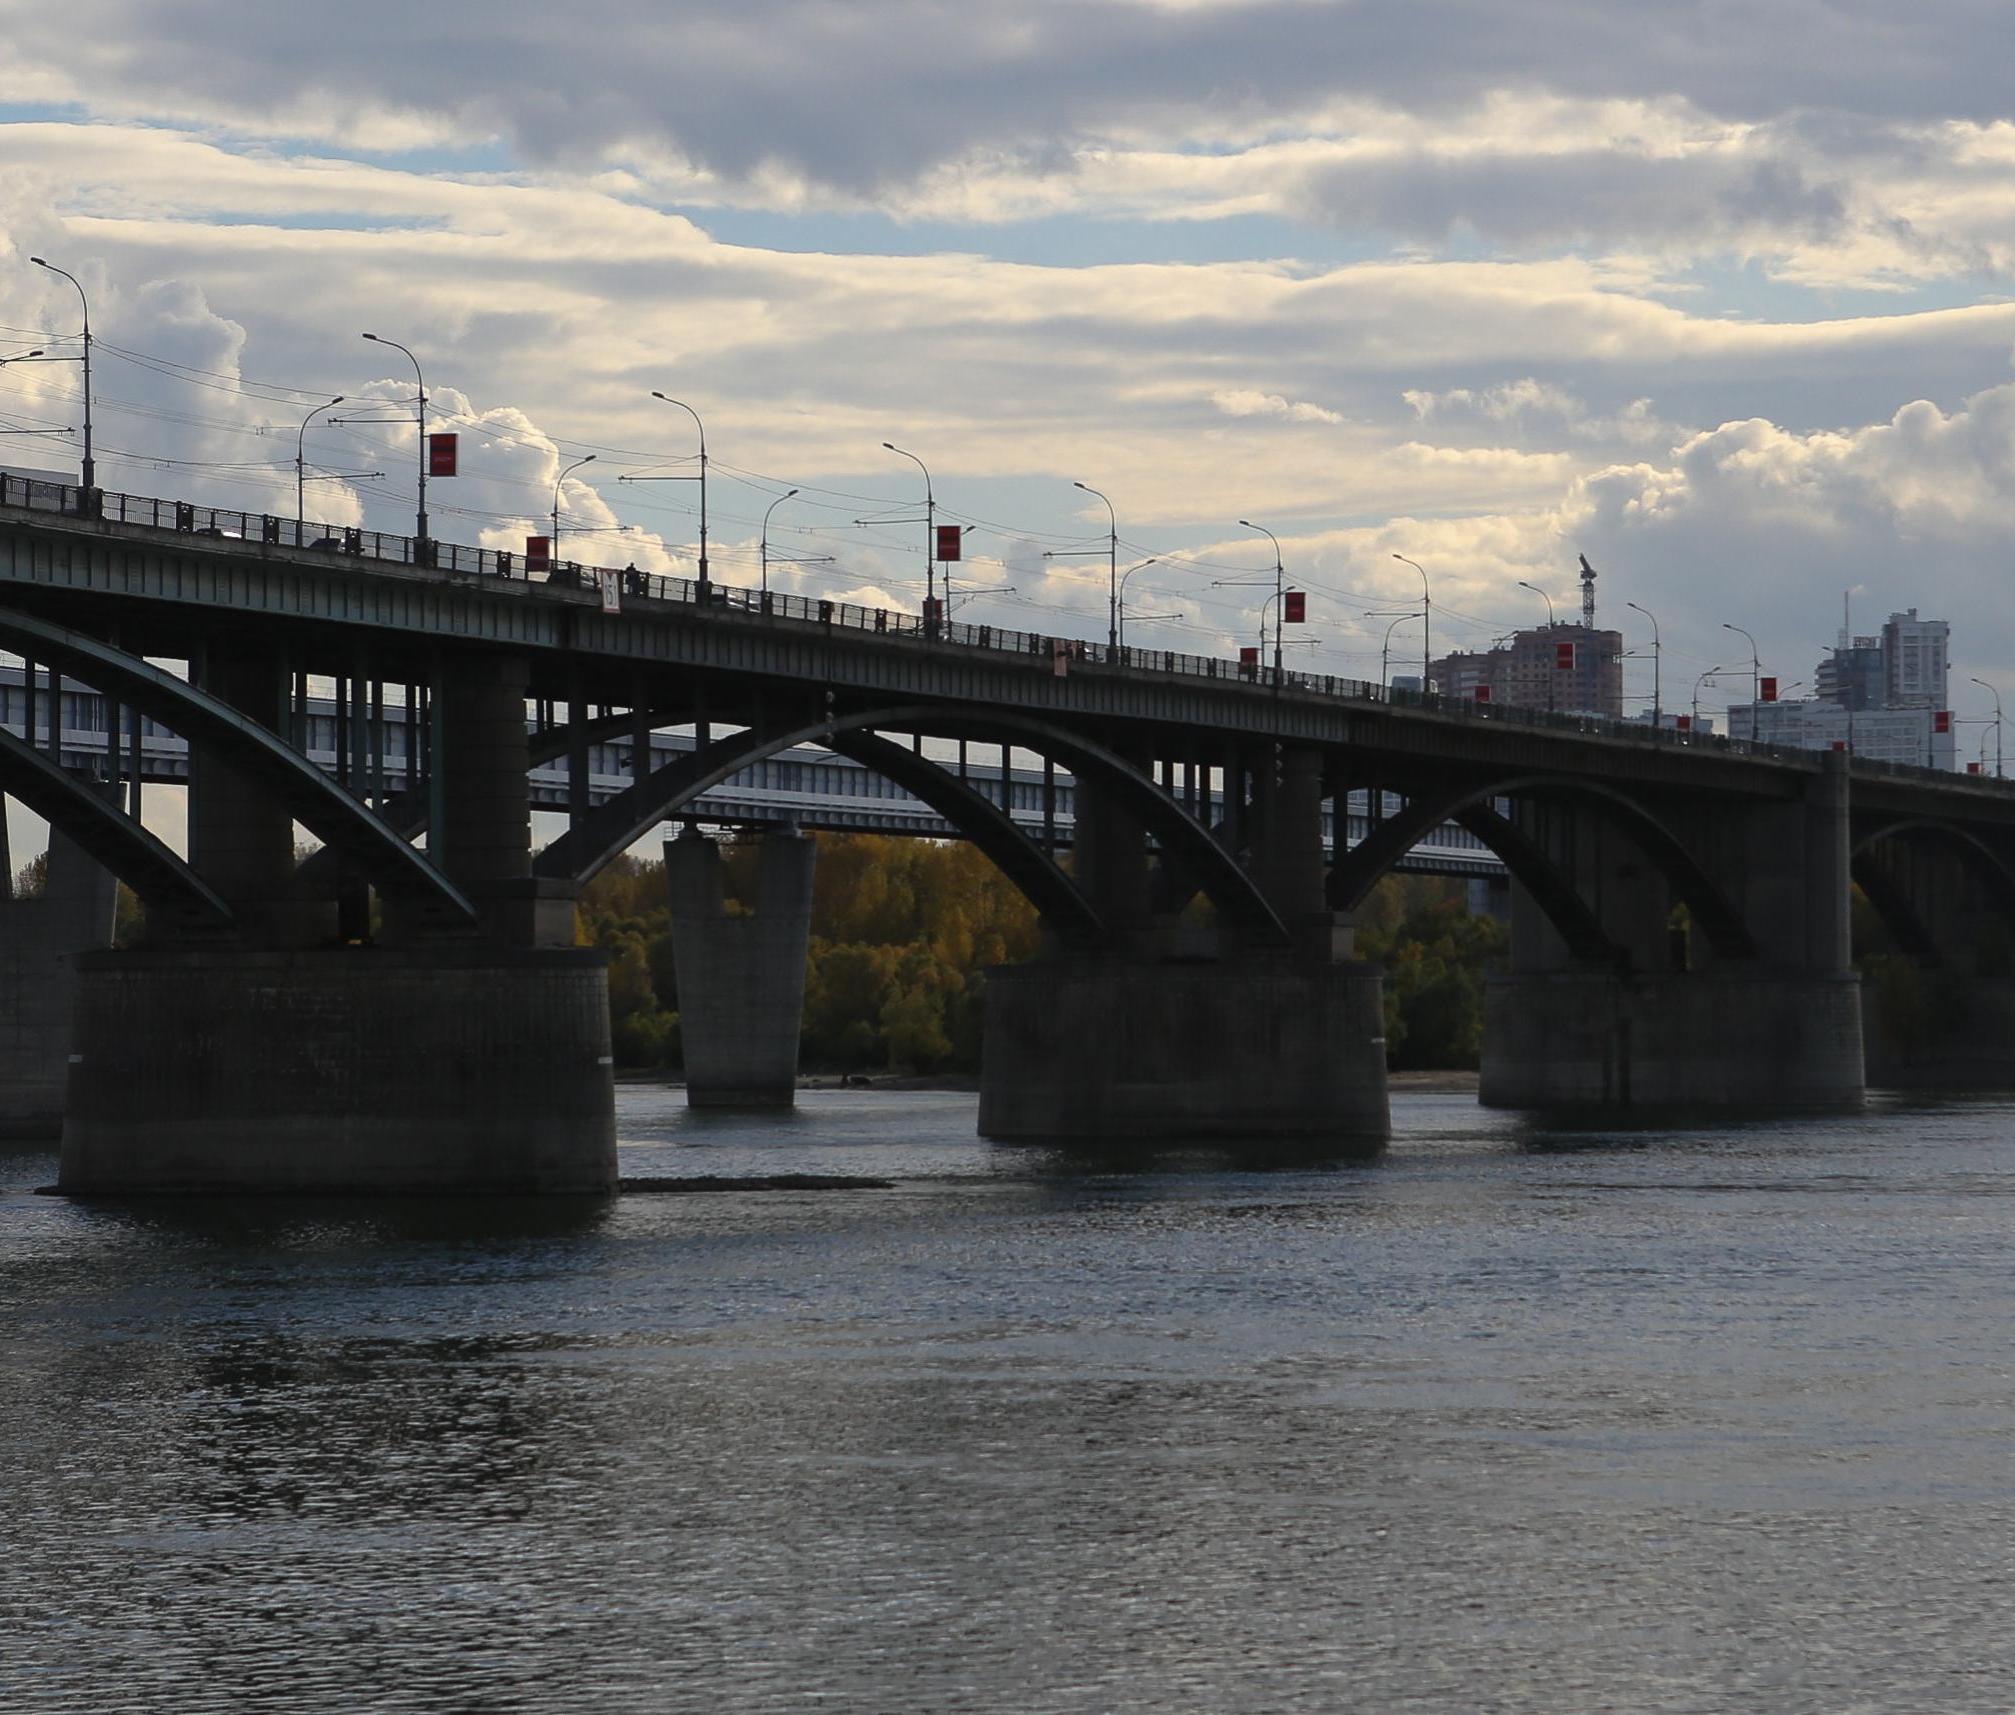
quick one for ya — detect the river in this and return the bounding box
[5,1087,2015,1712]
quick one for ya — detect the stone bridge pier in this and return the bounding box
[663,828,817,1107]
[1479,751,1863,1114]
[980,744,1389,1148]
[57,649,617,1196]
[0,817,117,1140]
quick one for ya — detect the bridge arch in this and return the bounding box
[1326,774,1758,963]
[0,608,478,924]
[532,706,1287,946]
[0,724,233,930]
[1850,817,2015,966]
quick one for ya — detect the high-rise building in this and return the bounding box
[1428,625,1623,716]
[1814,637,1883,711]
[1881,608,1949,709]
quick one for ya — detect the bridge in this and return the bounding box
[5,475,2012,1194]
[0,662,1506,873]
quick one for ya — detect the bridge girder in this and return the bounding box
[531,704,1287,945]
[0,608,478,925]
[0,724,233,929]
[1325,773,1759,963]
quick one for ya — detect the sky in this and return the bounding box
[3,0,2015,754]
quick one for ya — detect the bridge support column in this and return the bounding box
[58,944,615,1194]
[0,818,116,1139]
[1480,753,1863,1114]
[59,649,617,1195]
[981,747,1386,1148]
[664,830,816,1107]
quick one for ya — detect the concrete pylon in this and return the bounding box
[59,652,618,1195]
[664,830,816,1107]
[981,745,1389,1149]
[0,810,117,1139]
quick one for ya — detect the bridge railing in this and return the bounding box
[4,473,2001,788]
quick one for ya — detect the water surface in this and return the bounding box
[5,1089,2015,1712]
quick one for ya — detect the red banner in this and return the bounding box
[1473,684,1491,704]
[1934,709,1952,733]
[1676,715,1692,731]
[1283,590,1306,624]
[1239,646,1260,667]
[1761,676,1778,702]
[525,534,551,569]
[1554,640,1575,670]
[427,432,458,477]
[1969,761,1983,774]
[935,524,962,561]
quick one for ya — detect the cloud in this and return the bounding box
[1211,389,1344,424]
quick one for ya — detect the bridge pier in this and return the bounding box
[58,649,617,1196]
[980,747,1388,1148]
[663,830,816,1107]
[1480,751,1864,1115]
[0,816,116,1140]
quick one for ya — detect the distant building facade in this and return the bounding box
[1725,607,1958,770]
[1428,625,1624,718]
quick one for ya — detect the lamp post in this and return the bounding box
[1366,609,1424,688]
[1515,580,1555,625]
[1972,676,2003,778]
[652,392,710,591]
[1393,554,1431,689]
[1693,665,1723,730]
[1626,600,1661,725]
[761,487,799,596]
[1116,557,1158,648]
[1073,480,1119,649]
[29,258,92,492]
[552,453,596,566]
[882,441,936,623]
[295,395,344,524]
[1239,519,1284,684]
[1722,622,1760,706]
[361,332,427,542]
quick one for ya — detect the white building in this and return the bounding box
[1727,697,1956,769]
[1880,609,1949,709]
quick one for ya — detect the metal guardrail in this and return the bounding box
[1,473,2001,792]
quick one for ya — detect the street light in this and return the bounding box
[1693,664,1723,730]
[552,453,597,566]
[761,487,799,595]
[361,332,428,542]
[1626,600,1661,725]
[1393,554,1431,689]
[296,395,344,524]
[1365,609,1424,688]
[1722,622,1760,705]
[882,441,937,623]
[1515,580,1555,626]
[1076,481,1118,650]
[1971,676,2003,778]
[1116,557,1159,648]
[29,258,92,491]
[653,393,710,591]
[1239,519,1285,684]
[0,349,43,365]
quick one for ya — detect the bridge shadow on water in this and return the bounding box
[995,1135,1389,1178]
[33,1188,617,1248]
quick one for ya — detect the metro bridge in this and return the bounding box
[3,475,2011,1194]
